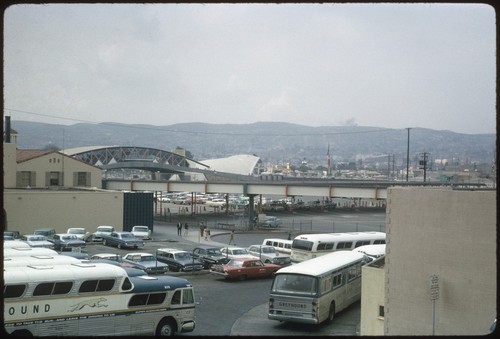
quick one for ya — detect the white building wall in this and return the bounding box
[360,263,385,335]
[384,187,496,335]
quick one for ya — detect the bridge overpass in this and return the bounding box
[103,176,485,201]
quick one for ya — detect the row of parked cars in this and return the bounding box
[85,242,292,281]
[3,225,153,252]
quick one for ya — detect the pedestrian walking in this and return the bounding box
[228,230,235,245]
[200,223,205,237]
[204,227,210,241]
[184,222,189,236]
[177,222,182,236]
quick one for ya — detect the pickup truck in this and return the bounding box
[101,231,145,249]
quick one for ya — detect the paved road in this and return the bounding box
[146,211,379,336]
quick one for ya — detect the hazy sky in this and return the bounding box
[3,3,496,134]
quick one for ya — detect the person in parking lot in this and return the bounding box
[229,230,235,245]
[184,222,189,236]
[177,222,182,236]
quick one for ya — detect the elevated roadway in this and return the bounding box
[103,177,485,201]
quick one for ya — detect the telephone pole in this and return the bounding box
[406,128,412,182]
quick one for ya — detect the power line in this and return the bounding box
[4,107,403,137]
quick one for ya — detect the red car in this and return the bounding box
[210,258,281,281]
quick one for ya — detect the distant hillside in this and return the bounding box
[6,120,496,166]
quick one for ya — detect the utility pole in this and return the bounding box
[419,152,429,182]
[406,128,411,182]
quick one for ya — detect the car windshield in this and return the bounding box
[134,227,148,232]
[63,235,78,240]
[227,260,244,267]
[31,236,46,241]
[262,247,276,253]
[69,229,84,234]
[175,252,191,260]
[140,255,155,262]
[97,227,113,232]
[121,233,134,238]
[207,249,222,255]
[233,249,248,255]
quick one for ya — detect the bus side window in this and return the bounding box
[171,290,181,305]
[332,272,342,288]
[182,289,194,304]
[4,284,26,298]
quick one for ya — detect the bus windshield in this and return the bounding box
[292,239,313,251]
[271,274,317,296]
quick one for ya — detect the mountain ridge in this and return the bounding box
[6,120,496,166]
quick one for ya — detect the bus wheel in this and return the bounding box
[11,330,33,336]
[327,302,336,323]
[156,318,176,336]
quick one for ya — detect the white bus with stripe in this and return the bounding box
[4,262,196,336]
[290,231,386,263]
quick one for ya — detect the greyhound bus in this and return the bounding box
[268,250,366,324]
[4,262,196,336]
[290,231,386,263]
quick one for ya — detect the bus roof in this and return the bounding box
[129,275,192,292]
[353,244,386,257]
[3,240,31,249]
[275,251,366,276]
[4,262,127,283]
[4,247,59,257]
[4,254,86,267]
[293,231,385,242]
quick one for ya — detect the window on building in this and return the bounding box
[74,172,90,187]
[47,171,62,186]
[16,171,35,188]
[379,305,385,318]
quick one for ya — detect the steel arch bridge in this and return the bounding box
[67,146,208,175]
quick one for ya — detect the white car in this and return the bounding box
[247,245,291,266]
[67,227,92,242]
[220,246,258,260]
[20,234,54,249]
[91,225,115,242]
[131,225,151,240]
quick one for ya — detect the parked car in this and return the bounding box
[4,231,21,240]
[192,246,231,269]
[91,225,115,242]
[48,233,87,252]
[220,246,258,260]
[66,227,92,242]
[20,234,54,249]
[122,252,170,275]
[210,258,281,281]
[131,225,151,240]
[247,245,291,266]
[101,231,145,249]
[90,253,140,269]
[156,248,204,272]
[33,227,56,239]
[255,216,282,228]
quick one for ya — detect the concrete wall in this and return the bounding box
[3,190,124,235]
[384,187,496,335]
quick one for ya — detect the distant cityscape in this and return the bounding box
[8,119,497,185]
